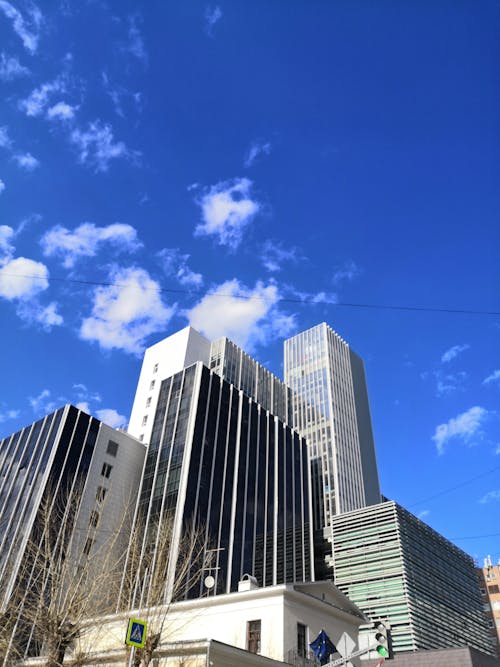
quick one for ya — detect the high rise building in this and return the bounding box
[284,323,381,532]
[477,556,500,655]
[0,405,145,658]
[122,361,314,606]
[332,501,493,657]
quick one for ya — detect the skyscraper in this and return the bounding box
[284,323,380,524]
[122,361,314,606]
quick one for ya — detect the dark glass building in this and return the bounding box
[0,405,145,658]
[124,361,314,606]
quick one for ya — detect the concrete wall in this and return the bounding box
[389,646,500,666]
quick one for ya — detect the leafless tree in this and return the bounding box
[2,482,130,667]
[119,516,211,667]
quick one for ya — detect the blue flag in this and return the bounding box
[309,629,337,665]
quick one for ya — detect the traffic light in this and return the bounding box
[373,621,392,660]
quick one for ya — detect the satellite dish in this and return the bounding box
[204,575,215,590]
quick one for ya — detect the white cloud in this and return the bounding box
[441,344,469,363]
[0,179,5,194]
[0,408,19,423]
[16,299,63,330]
[0,225,15,257]
[261,240,302,272]
[70,120,135,172]
[124,15,147,64]
[434,370,467,397]
[332,260,361,286]
[483,370,500,386]
[47,101,77,121]
[432,406,489,455]
[479,490,500,504]
[19,78,65,117]
[158,248,203,288]
[80,266,175,354]
[95,408,127,429]
[41,222,142,268]
[29,388,56,415]
[0,126,12,149]
[284,285,338,305]
[244,140,271,168]
[0,1,42,54]
[0,52,29,80]
[73,383,101,404]
[194,178,260,249]
[186,279,295,352]
[0,256,48,300]
[205,5,222,36]
[13,152,39,171]
[417,510,430,520]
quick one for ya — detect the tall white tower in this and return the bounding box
[284,322,380,533]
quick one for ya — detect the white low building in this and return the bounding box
[64,579,368,666]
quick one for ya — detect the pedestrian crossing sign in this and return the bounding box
[125,618,147,648]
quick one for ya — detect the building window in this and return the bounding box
[83,538,94,556]
[153,363,158,373]
[297,623,307,658]
[96,486,107,502]
[488,585,500,594]
[247,620,261,654]
[139,434,144,442]
[480,587,486,595]
[146,397,152,408]
[89,510,99,528]
[142,415,148,426]
[101,462,112,479]
[150,380,155,390]
[106,440,119,457]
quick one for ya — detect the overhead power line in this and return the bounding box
[407,464,500,508]
[2,272,499,316]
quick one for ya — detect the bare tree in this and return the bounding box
[119,516,211,667]
[2,482,130,667]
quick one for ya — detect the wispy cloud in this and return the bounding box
[434,370,467,397]
[70,120,137,172]
[0,0,42,54]
[0,407,19,423]
[102,71,142,118]
[122,15,148,64]
[80,266,175,355]
[332,260,361,286]
[47,101,77,121]
[441,343,469,363]
[19,77,65,117]
[41,222,142,268]
[261,240,303,272]
[194,177,260,249]
[158,248,203,288]
[284,284,338,305]
[13,152,39,171]
[0,126,11,149]
[29,388,57,415]
[244,140,271,168]
[432,406,489,455]
[483,369,500,386]
[17,299,63,329]
[417,510,430,520]
[205,5,222,36]
[186,279,295,352]
[0,179,5,194]
[0,52,30,80]
[479,490,500,504]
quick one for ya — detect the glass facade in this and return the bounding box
[332,501,493,656]
[284,323,380,530]
[126,361,314,605]
[210,337,292,423]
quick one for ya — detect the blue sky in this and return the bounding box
[0,1,499,565]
